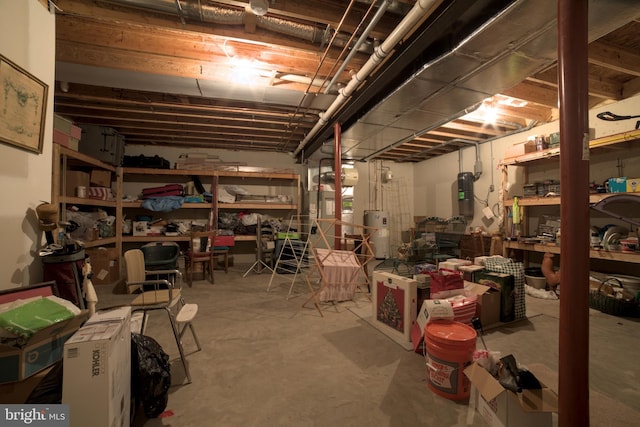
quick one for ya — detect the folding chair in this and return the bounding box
[124,249,201,384]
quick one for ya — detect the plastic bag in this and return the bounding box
[131,333,171,418]
[26,360,64,404]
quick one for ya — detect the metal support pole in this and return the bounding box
[557,0,590,425]
[334,123,342,249]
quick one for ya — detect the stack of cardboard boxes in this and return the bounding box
[370,255,559,425]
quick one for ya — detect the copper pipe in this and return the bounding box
[557,0,590,425]
[334,123,342,248]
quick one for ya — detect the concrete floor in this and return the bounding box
[97,262,640,427]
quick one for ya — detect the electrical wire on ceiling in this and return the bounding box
[323,0,390,95]
[281,0,379,152]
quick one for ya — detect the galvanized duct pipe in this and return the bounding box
[293,0,441,157]
[102,0,371,51]
[254,14,324,44]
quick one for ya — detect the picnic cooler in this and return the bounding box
[142,184,184,199]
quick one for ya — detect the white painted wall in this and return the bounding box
[413,93,640,236]
[0,1,55,289]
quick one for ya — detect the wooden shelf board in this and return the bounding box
[81,237,117,248]
[504,241,640,263]
[122,235,255,243]
[504,192,640,206]
[218,203,297,210]
[122,201,211,209]
[59,146,117,171]
[500,129,640,166]
[61,196,116,208]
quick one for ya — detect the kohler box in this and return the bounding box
[62,307,131,427]
[79,125,125,166]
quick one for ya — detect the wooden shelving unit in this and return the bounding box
[53,147,301,273]
[500,130,640,266]
[120,166,300,246]
[52,144,120,252]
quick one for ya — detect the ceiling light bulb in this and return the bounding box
[249,0,269,16]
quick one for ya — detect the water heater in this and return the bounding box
[364,210,389,259]
[457,172,474,217]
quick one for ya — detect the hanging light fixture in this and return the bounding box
[249,0,269,16]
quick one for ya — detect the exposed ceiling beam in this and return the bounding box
[623,76,640,98]
[588,40,640,77]
[500,81,559,109]
[529,68,623,100]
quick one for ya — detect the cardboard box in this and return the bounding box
[410,281,498,352]
[63,170,90,197]
[63,307,131,427]
[372,271,418,349]
[608,177,627,193]
[503,142,527,160]
[626,178,640,192]
[458,264,485,282]
[524,140,537,153]
[0,366,54,403]
[0,312,88,384]
[465,362,558,427]
[53,114,82,150]
[133,221,149,236]
[475,271,515,322]
[85,247,120,285]
[439,258,473,271]
[465,281,501,328]
[90,169,112,187]
[54,114,82,139]
[53,128,80,150]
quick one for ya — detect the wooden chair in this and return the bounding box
[184,230,217,285]
[212,247,230,273]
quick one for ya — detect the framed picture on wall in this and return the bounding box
[0,54,48,154]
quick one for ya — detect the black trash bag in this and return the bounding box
[131,332,171,418]
[26,360,64,404]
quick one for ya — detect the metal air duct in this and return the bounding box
[101,0,373,52]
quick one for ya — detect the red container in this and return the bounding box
[425,320,477,400]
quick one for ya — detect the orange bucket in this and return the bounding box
[425,320,477,400]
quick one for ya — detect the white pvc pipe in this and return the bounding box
[293,0,441,157]
[324,0,393,94]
